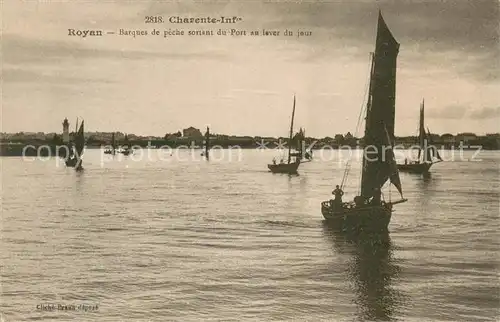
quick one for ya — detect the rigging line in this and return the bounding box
[341,77,369,188]
[340,53,373,189]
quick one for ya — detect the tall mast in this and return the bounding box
[421,99,432,163]
[418,99,425,161]
[287,95,296,164]
[205,126,210,160]
[72,118,79,152]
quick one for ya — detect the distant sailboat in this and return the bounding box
[104,132,116,155]
[118,134,132,155]
[201,126,210,160]
[65,119,85,170]
[292,127,313,161]
[268,95,310,174]
[321,12,407,232]
[397,99,442,173]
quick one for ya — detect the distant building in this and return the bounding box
[62,118,70,143]
[165,131,182,140]
[182,127,202,138]
[440,133,455,144]
[456,132,477,144]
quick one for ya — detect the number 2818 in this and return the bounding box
[145,16,163,23]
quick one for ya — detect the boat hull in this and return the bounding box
[321,201,393,232]
[65,156,82,168]
[268,162,300,174]
[397,162,432,173]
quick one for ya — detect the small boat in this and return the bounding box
[397,100,442,174]
[119,148,131,156]
[65,119,85,171]
[104,133,116,155]
[202,126,210,160]
[268,159,301,174]
[118,134,133,156]
[321,11,407,232]
[268,95,310,174]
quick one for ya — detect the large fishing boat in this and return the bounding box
[268,95,311,174]
[65,119,85,171]
[397,99,442,173]
[321,12,407,232]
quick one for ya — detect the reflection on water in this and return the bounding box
[416,172,436,207]
[2,150,498,321]
[322,223,405,321]
[422,171,431,182]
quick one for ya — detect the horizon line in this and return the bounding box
[2,130,499,139]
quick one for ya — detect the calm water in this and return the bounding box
[1,149,499,321]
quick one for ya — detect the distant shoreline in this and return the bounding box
[2,131,498,149]
[2,129,500,157]
[1,140,498,157]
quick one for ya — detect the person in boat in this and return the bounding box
[280,159,284,164]
[371,188,382,205]
[404,158,408,165]
[332,185,344,205]
[354,195,365,207]
[272,158,277,165]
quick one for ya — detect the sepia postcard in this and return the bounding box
[1,0,499,321]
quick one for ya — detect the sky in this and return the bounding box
[2,0,499,137]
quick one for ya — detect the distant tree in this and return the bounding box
[481,136,499,149]
[51,134,63,145]
[86,135,105,145]
[334,134,345,144]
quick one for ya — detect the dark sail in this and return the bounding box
[287,95,296,164]
[361,12,403,198]
[204,126,210,160]
[74,120,85,157]
[426,128,442,161]
[418,100,425,161]
[292,127,305,155]
[415,100,442,163]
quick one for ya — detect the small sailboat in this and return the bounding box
[104,132,116,155]
[397,100,442,173]
[293,127,313,161]
[118,134,132,155]
[321,12,407,232]
[201,126,210,160]
[268,95,310,174]
[65,119,85,170]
